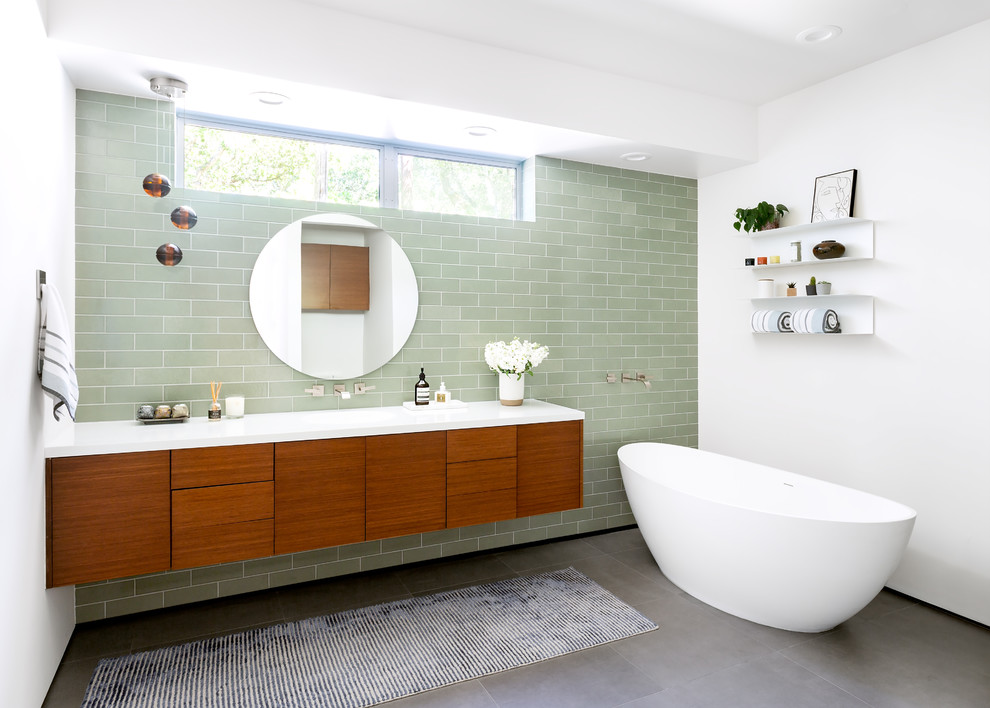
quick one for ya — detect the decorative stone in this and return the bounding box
[137,404,155,419]
[171,403,189,419]
[154,405,172,419]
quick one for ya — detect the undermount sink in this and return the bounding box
[305,407,398,426]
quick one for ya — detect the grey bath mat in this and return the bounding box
[80,567,657,707]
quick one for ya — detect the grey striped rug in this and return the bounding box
[80,567,657,707]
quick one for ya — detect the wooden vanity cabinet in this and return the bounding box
[366,431,446,540]
[47,416,583,586]
[274,438,366,555]
[517,420,583,517]
[47,451,170,587]
[170,443,275,569]
[446,426,517,527]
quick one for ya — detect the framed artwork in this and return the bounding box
[811,169,857,222]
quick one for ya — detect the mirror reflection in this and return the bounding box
[249,214,418,379]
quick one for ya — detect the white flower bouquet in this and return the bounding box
[484,337,550,380]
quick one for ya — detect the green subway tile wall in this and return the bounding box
[71,90,698,621]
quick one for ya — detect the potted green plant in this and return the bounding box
[817,280,831,295]
[733,202,789,232]
[806,276,817,296]
[786,282,797,297]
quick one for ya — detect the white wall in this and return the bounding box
[699,21,990,625]
[0,0,77,704]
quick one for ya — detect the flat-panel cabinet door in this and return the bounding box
[274,438,366,554]
[48,451,170,587]
[516,421,583,517]
[366,431,446,540]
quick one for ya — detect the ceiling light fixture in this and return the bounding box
[251,91,290,106]
[465,125,496,137]
[621,152,652,162]
[796,25,842,44]
[149,76,189,100]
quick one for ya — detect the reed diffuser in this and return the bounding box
[209,381,222,420]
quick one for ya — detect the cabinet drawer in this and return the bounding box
[447,489,516,528]
[172,519,273,570]
[447,426,516,463]
[447,458,516,497]
[172,481,274,529]
[171,443,274,489]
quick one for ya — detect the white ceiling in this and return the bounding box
[46,0,990,177]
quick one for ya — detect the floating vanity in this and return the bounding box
[45,401,584,588]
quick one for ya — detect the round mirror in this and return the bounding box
[249,213,418,379]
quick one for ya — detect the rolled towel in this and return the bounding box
[38,283,79,421]
[823,309,841,333]
[778,311,793,333]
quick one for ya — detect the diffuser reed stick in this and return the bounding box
[209,381,222,420]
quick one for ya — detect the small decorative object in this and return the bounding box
[171,205,198,230]
[154,404,172,419]
[786,282,797,297]
[142,173,172,198]
[757,256,768,265]
[806,276,817,296]
[209,381,222,420]
[156,243,183,266]
[757,279,775,298]
[171,403,189,419]
[733,202,788,232]
[789,241,802,262]
[769,255,780,264]
[811,169,857,222]
[812,239,846,260]
[137,404,155,419]
[224,396,244,418]
[817,280,832,295]
[484,337,550,406]
[744,258,755,266]
[434,381,449,404]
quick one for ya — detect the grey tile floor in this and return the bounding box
[44,528,990,707]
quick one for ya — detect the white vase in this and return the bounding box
[498,373,524,406]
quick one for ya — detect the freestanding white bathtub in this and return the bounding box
[618,443,916,633]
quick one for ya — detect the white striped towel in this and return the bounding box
[38,283,79,421]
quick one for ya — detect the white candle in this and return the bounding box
[225,395,245,418]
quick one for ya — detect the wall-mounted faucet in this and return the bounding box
[621,372,653,390]
[304,383,324,397]
[333,384,351,399]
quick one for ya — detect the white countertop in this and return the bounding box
[45,400,585,458]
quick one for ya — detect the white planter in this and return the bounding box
[499,373,524,406]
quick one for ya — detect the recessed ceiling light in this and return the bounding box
[621,152,652,162]
[251,91,289,105]
[796,25,842,44]
[465,125,496,137]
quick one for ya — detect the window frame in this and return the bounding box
[177,112,524,219]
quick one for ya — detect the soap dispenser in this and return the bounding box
[435,381,448,404]
[415,367,430,405]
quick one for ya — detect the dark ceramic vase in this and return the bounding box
[812,239,845,259]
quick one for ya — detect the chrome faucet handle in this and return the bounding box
[304,383,324,397]
[354,383,377,395]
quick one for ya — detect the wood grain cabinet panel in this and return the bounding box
[274,438,366,555]
[171,481,273,569]
[301,243,370,311]
[171,443,273,489]
[516,421,583,517]
[447,458,516,497]
[48,451,170,587]
[446,426,516,463]
[366,431,446,540]
[448,488,516,528]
